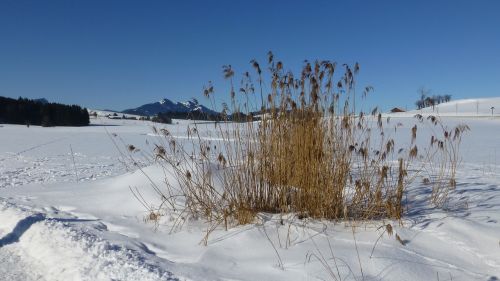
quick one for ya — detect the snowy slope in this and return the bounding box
[387,97,500,117]
[1,117,500,280]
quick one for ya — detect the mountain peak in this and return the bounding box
[34,98,49,104]
[158,98,175,105]
[122,98,217,116]
[181,98,200,107]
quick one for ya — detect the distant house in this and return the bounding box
[390,107,406,113]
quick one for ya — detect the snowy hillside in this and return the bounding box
[122,98,217,116]
[0,117,499,280]
[388,97,500,117]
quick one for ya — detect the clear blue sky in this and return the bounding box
[1,0,499,111]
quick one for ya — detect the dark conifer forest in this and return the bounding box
[0,96,89,127]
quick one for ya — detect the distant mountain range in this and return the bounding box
[122,98,218,116]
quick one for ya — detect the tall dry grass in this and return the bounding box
[150,52,467,233]
[414,114,469,206]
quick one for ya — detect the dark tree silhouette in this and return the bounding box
[0,96,89,127]
[414,89,452,110]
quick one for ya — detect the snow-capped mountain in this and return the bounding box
[122,98,218,116]
[33,98,49,104]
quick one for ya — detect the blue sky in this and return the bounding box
[1,0,499,111]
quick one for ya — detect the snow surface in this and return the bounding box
[1,102,500,280]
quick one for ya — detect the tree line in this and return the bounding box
[0,96,89,127]
[415,88,452,110]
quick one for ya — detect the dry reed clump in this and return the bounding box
[414,114,469,206]
[152,52,468,230]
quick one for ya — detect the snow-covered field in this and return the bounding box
[1,100,500,281]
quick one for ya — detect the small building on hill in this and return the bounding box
[390,107,406,113]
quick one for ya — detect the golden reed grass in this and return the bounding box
[150,52,468,231]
